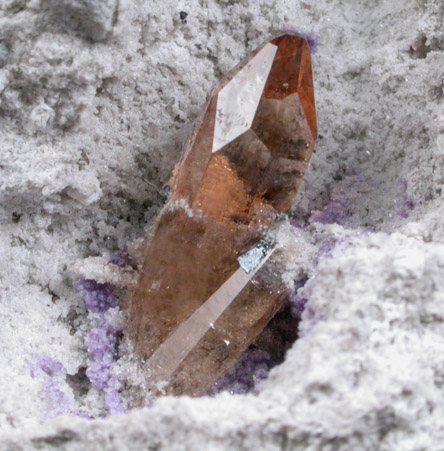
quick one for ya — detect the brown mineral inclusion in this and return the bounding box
[127,32,317,397]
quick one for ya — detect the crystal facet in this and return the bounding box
[127,33,316,397]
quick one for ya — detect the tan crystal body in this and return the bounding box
[127,33,317,397]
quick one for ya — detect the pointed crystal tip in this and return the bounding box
[172,32,316,218]
[127,33,317,399]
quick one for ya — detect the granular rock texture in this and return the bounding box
[1,0,444,449]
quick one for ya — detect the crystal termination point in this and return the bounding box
[127,32,317,398]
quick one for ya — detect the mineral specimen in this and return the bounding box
[127,32,317,397]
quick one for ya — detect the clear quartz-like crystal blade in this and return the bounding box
[213,43,278,153]
[127,32,317,398]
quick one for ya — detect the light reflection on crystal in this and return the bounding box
[127,33,317,398]
[146,246,274,386]
[213,43,278,153]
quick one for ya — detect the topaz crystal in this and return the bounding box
[127,32,317,397]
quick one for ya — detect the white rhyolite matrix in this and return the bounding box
[1,0,444,449]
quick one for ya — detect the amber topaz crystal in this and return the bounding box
[127,33,316,397]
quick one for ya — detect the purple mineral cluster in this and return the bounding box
[293,30,320,53]
[209,349,271,395]
[77,278,125,415]
[109,249,129,268]
[397,176,416,219]
[275,30,319,54]
[210,304,302,395]
[290,291,309,320]
[29,355,78,417]
[78,279,118,313]
[309,197,350,225]
[303,33,320,54]
[29,355,63,377]
[314,237,349,262]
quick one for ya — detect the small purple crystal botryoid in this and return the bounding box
[210,303,302,395]
[309,197,350,225]
[77,259,313,400]
[397,176,416,219]
[209,349,271,395]
[276,29,319,54]
[77,279,125,415]
[29,355,79,417]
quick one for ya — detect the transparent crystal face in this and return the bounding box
[213,43,278,153]
[146,246,274,384]
[128,33,317,398]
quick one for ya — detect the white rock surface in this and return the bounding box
[1,0,444,448]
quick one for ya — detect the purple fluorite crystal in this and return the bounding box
[77,279,118,313]
[210,304,302,395]
[209,349,272,395]
[77,278,125,415]
[110,249,129,268]
[309,197,349,225]
[29,355,63,377]
[29,355,78,417]
[397,177,416,218]
[84,321,118,391]
[303,33,320,54]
